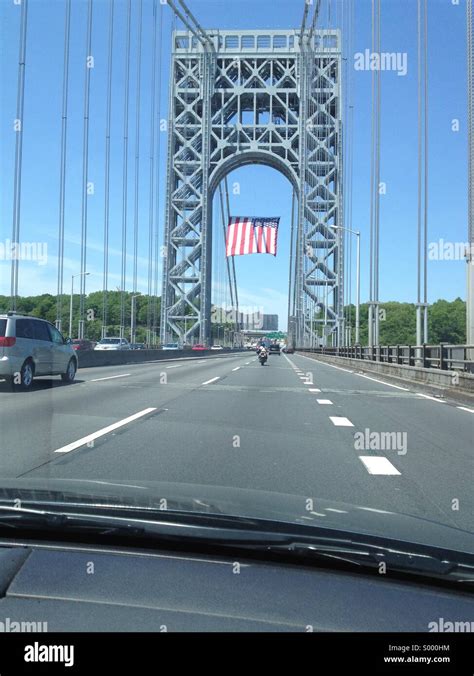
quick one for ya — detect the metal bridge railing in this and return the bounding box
[297,344,474,372]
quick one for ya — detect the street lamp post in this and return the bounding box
[69,272,90,339]
[332,226,361,346]
[130,294,141,344]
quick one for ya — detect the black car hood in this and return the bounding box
[0,477,472,554]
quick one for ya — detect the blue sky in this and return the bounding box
[0,0,470,329]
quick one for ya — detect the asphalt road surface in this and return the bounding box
[0,351,472,531]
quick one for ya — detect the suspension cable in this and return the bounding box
[120,0,132,339]
[57,0,71,331]
[102,0,114,338]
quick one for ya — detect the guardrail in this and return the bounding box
[297,344,474,372]
[76,347,244,369]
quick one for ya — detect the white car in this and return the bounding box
[161,343,181,351]
[94,338,131,351]
[211,345,224,351]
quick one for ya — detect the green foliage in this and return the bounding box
[344,299,467,345]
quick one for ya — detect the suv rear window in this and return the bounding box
[16,318,35,339]
[0,320,6,337]
[32,320,52,342]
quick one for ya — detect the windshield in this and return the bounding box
[0,0,473,638]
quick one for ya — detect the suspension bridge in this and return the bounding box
[2,0,471,351]
[0,0,473,544]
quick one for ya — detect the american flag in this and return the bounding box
[225,217,280,257]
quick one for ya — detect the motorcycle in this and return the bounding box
[258,349,268,366]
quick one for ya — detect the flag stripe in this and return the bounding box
[226,217,279,257]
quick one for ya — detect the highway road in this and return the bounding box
[0,351,472,531]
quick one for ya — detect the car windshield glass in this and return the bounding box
[0,0,473,628]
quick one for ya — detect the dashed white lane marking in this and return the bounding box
[90,374,131,382]
[232,367,240,371]
[317,399,333,405]
[54,408,157,454]
[166,365,182,369]
[329,416,354,427]
[416,393,446,403]
[308,388,322,392]
[354,373,410,391]
[202,377,220,385]
[457,406,474,413]
[359,456,401,475]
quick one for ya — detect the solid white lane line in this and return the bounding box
[308,388,322,392]
[355,373,410,391]
[359,456,401,476]
[90,374,131,382]
[416,393,446,403]
[303,359,352,373]
[329,416,354,427]
[202,377,220,385]
[232,367,241,371]
[316,399,333,405]
[457,406,474,413]
[54,408,157,454]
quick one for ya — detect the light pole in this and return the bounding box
[69,272,90,338]
[332,226,361,345]
[130,293,141,344]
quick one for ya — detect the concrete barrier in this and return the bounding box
[77,348,244,369]
[297,351,474,401]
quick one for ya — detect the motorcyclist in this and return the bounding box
[256,344,268,360]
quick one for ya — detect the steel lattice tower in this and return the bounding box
[161,29,343,345]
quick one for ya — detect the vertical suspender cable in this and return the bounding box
[56,0,71,330]
[368,0,376,345]
[102,0,114,338]
[466,0,474,346]
[147,0,158,345]
[133,0,143,303]
[79,0,93,339]
[120,0,132,338]
[288,190,296,332]
[417,0,422,328]
[153,3,164,342]
[219,184,234,309]
[224,176,239,335]
[374,0,381,345]
[423,0,429,342]
[10,0,29,311]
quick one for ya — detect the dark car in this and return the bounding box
[130,343,146,350]
[269,343,281,355]
[282,346,294,354]
[71,339,95,352]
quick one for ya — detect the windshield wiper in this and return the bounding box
[0,504,473,588]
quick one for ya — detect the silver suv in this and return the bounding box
[0,312,78,390]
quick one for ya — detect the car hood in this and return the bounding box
[0,478,472,554]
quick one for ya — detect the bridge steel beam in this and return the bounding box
[161,29,343,346]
